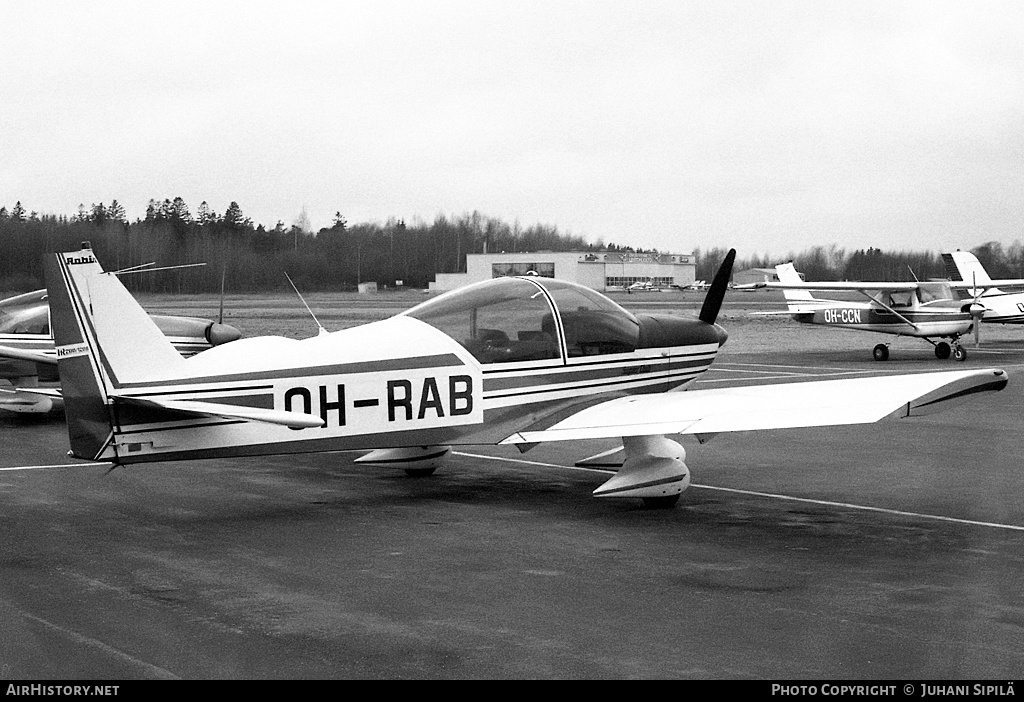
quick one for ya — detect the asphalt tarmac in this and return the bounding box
[2,312,1024,679]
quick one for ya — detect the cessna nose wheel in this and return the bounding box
[872,344,889,362]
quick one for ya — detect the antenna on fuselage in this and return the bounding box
[284,271,329,336]
[111,262,206,276]
[218,265,226,325]
[698,248,736,325]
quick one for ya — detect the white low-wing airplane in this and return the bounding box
[39,244,1008,508]
[766,262,991,362]
[942,250,1024,325]
[0,284,241,414]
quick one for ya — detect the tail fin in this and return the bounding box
[698,249,735,325]
[774,263,816,309]
[44,244,185,460]
[942,251,999,295]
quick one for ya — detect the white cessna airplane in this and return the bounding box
[37,244,1008,508]
[767,262,988,361]
[942,250,1024,325]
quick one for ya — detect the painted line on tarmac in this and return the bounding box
[19,610,180,679]
[454,451,1024,532]
[715,362,857,372]
[696,372,870,384]
[455,451,601,474]
[692,485,1024,532]
[0,463,108,472]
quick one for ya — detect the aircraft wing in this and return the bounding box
[500,368,1007,444]
[949,280,1024,291]
[765,281,920,292]
[110,395,326,429]
[0,344,56,365]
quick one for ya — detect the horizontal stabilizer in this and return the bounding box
[751,307,829,316]
[500,369,1008,444]
[111,395,326,429]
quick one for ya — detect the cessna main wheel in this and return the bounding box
[953,345,967,362]
[872,344,889,362]
[935,342,951,360]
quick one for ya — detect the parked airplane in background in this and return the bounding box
[942,250,1024,325]
[683,280,709,291]
[766,262,987,361]
[35,244,1007,509]
[0,285,241,414]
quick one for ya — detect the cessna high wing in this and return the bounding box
[766,262,989,362]
[0,281,241,414]
[39,244,1007,508]
[942,250,1024,325]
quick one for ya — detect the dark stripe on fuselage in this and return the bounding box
[104,353,466,389]
[482,355,713,392]
[115,419,246,435]
[484,365,708,400]
[982,314,1024,324]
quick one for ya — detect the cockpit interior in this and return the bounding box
[404,277,641,364]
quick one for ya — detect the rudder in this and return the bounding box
[44,245,115,460]
[774,263,816,307]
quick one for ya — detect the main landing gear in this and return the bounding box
[872,339,967,362]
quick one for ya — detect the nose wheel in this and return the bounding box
[872,344,889,362]
[933,340,966,361]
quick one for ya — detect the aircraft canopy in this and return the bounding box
[404,277,641,363]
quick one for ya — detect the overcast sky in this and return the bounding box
[3,1,1022,257]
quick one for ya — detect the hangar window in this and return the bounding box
[491,262,554,278]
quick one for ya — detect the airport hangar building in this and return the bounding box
[430,251,697,293]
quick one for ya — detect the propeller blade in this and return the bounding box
[698,249,736,325]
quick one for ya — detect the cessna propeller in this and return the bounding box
[961,273,987,346]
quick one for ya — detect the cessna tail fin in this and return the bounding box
[774,262,816,308]
[44,243,187,460]
[942,251,999,295]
